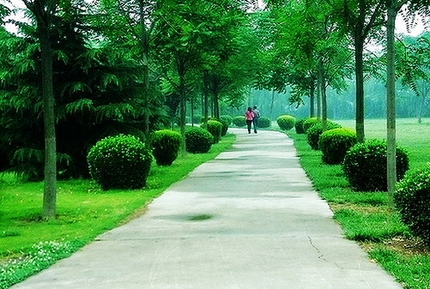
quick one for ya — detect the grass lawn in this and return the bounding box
[0,133,236,288]
[286,118,430,289]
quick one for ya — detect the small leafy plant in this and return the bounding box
[394,164,430,245]
[343,139,409,191]
[203,120,223,143]
[295,118,307,134]
[87,134,152,190]
[151,130,182,166]
[232,116,246,127]
[258,117,271,128]
[319,127,357,164]
[306,121,342,150]
[276,115,296,131]
[185,127,214,153]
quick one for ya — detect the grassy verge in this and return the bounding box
[0,133,236,288]
[286,118,430,289]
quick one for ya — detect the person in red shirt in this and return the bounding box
[244,107,254,134]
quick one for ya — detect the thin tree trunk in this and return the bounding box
[139,0,151,146]
[309,79,315,118]
[39,22,57,219]
[386,2,399,207]
[178,61,187,157]
[355,33,366,143]
[203,71,209,125]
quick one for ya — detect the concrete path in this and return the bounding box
[12,129,402,289]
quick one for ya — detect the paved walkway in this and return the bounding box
[12,129,402,289]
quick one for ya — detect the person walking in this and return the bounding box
[244,107,254,134]
[252,105,260,133]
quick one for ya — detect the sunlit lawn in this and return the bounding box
[0,133,236,287]
[286,117,430,289]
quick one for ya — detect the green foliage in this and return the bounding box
[219,115,233,126]
[394,164,430,245]
[295,118,307,134]
[276,115,296,131]
[202,120,223,143]
[217,116,231,136]
[306,121,342,150]
[232,115,246,127]
[151,130,182,166]
[343,139,409,192]
[258,117,271,128]
[319,128,357,164]
[0,240,82,289]
[303,117,319,133]
[185,127,214,153]
[87,135,152,190]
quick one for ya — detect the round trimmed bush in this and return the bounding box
[306,121,342,150]
[204,120,223,143]
[276,115,296,131]
[219,115,233,126]
[232,115,246,127]
[295,118,307,134]
[258,117,271,128]
[394,164,430,245]
[218,115,232,136]
[342,139,409,192]
[303,117,319,133]
[87,134,152,190]
[151,130,182,166]
[185,127,214,153]
[319,128,357,164]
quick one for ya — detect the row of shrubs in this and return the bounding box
[87,118,229,191]
[290,116,430,246]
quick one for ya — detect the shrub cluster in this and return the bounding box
[342,139,409,191]
[151,130,182,166]
[306,121,342,150]
[394,164,430,245]
[295,118,307,134]
[87,134,152,190]
[319,128,357,164]
[302,117,319,133]
[203,120,223,143]
[276,115,296,131]
[218,116,232,136]
[185,127,214,153]
[232,116,246,127]
[258,117,271,128]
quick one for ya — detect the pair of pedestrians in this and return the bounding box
[245,106,260,134]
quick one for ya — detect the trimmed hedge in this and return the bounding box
[258,117,271,128]
[394,164,430,245]
[276,115,296,131]
[87,134,152,190]
[303,117,319,133]
[185,127,214,153]
[232,116,246,127]
[306,121,342,150]
[295,118,307,134]
[151,130,182,166]
[319,128,357,164]
[204,120,223,143]
[218,116,232,136]
[342,139,409,192]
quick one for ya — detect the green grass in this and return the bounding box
[286,118,430,289]
[0,133,236,288]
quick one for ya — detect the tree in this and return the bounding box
[21,0,60,218]
[330,0,385,143]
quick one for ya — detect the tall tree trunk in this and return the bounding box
[213,92,220,119]
[309,79,315,118]
[354,33,365,143]
[139,0,151,146]
[386,1,399,207]
[39,21,57,219]
[178,61,187,157]
[202,71,209,124]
